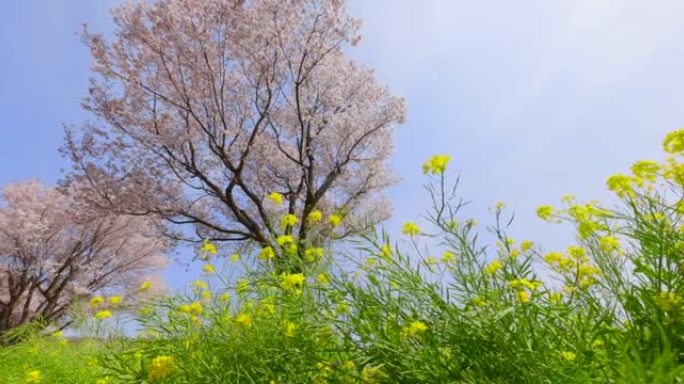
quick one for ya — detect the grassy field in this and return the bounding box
[3,132,684,383]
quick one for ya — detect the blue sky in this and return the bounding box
[2,0,683,290]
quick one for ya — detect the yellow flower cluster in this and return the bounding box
[178,301,203,316]
[631,160,660,182]
[267,192,284,205]
[544,252,570,268]
[401,222,421,237]
[655,291,683,312]
[91,294,124,312]
[89,296,105,308]
[140,280,153,291]
[536,205,555,221]
[258,246,276,261]
[401,320,428,337]
[148,355,174,381]
[281,214,299,228]
[235,313,253,327]
[422,154,452,175]
[663,129,684,155]
[544,250,601,288]
[202,264,216,275]
[191,280,208,291]
[280,272,306,291]
[24,370,41,383]
[282,320,298,337]
[598,236,621,252]
[304,247,324,263]
[520,240,533,252]
[307,210,323,223]
[509,279,542,291]
[317,273,330,286]
[361,365,385,383]
[606,174,639,198]
[441,250,456,264]
[560,351,577,362]
[94,310,112,320]
[199,239,217,256]
[276,235,294,245]
[484,260,503,275]
[515,290,530,304]
[328,214,343,227]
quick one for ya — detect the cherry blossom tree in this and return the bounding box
[63,0,405,261]
[0,181,168,333]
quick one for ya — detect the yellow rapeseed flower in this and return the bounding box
[94,310,112,320]
[200,239,217,255]
[148,355,174,381]
[108,296,123,305]
[191,280,208,290]
[202,264,216,275]
[140,280,152,291]
[189,301,203,315]
[578,221,600,239]
[276,235,294,245]
[422,154,452,175]
[235,313,253,327]
[655,291,683,311]
[281,214,298,228]
[520,240,533,252]
[402,320,428,337]
[328,214,343,227]
[606,174,637,198]
[280,272,306,291]
[401,222,421,237]
[515,290,530,304]
[598,236,621,252]
[380,244,392,259]
[89,296,105,309]
[441,250,456,263]
[229,253,240,262]
[566,245,587,260]
[282,321,297,337]
[509,279,539,290]
[317,273,330,286]
[663,129,684,155]
[591,339,605,349]
[560,351,577,362]
[307,210,323,223]
[361,366,384,383]
[24,370,41,383]
[548,292,563,304]
[536,205,555,221]
[304,247,324,263]
[484,260,503,275]
[267,192,284,205]
[258,246,276,261]
[631,160,660,182]
[577,263,601,278]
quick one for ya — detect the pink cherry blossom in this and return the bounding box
[63,0,405,257]
[0,181,169,332]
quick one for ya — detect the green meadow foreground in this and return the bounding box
[3,131,684,383]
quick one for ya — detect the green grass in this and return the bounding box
[4,134,684,383]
